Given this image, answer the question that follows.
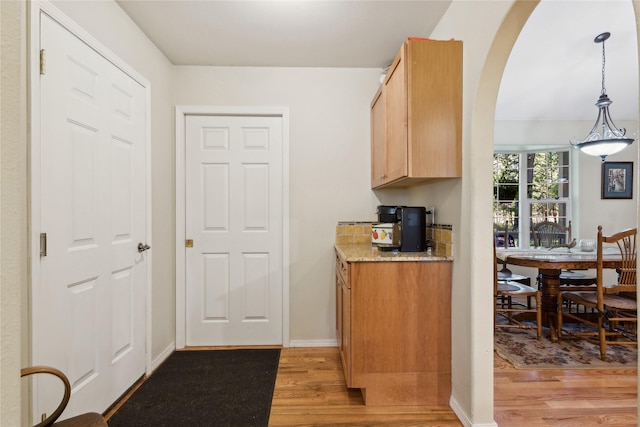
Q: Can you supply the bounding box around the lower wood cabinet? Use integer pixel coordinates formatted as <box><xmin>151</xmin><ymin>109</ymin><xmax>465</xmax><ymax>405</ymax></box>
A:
<box><xmin>335</xmin><ymin>250</ymin><xmax>452</xmax><ymax>406</ymax></box>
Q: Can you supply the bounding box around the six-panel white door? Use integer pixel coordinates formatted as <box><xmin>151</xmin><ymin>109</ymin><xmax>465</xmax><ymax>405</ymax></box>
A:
<box><xmin>33</xmin><ymin>13</ymin><xmax>147</xmax><ymax>420</ymax></box>
<box><xmin>185</xmin><ymin>115</ymin><xmax>283</xmax><ymax>346</ymax></box>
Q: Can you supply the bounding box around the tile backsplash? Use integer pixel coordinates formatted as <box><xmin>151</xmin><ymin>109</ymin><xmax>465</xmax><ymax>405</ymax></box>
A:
<box><xmin>336</xmin><ymin>221</ymin><xmax>454</xmax><ymax>257</ymax></box>
<box><xmin>335</xmin><ymin>222</ymin><xmax>374</xmax><ymax>244</ymax></box>
<box><xmin>426</xmin><ymin>224</ymin><xmax>453</xmax><ymax>257</ymax></box>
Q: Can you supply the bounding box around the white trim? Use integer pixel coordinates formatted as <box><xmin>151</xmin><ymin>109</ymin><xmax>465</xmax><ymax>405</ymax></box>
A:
<box><xmin>288</xmin><ymin>339</ymin><xmax>337</xmax><ymax>348</ymax></box>
<box><xmin>175</xmin><ymin>106</ymin><xmax>291</xmax><ymax>349</ymax></box>
<box><xmin>143</xmin><ymin>85</ymin><xmax>153</xmax><ymax>373</ymax></box>
<box><xmin>29</xmin><ymin>2</ymin><xmax>43</xmax><ymax>375</ymax></box>
<box><xmin>29</xmin><ymin>0</ymin><xmax>153</xmax><ymax>374</ymax></box>
<box><xmin>33</xmin><ymin>1</ymin><xmax>150</xmax><ymax>86</ymax></box>
<box><xmin>449</xmin><ymin>396</ymin><xmax>498</xmax><ymax>427</ymax></box>
<box><xmin>150</xmin><ymin>342</ymin><xmax>175</xmax><ymax>373</ymax></box>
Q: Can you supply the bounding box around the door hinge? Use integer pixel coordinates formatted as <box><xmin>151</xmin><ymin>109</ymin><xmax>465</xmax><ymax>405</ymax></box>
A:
<box><xmin>185</xmin><ymin>239</ymin><xmax>193</xmax><ymax>248</ymax></box>
<box><xmin>40</xmin><ymin>49</ymin><xmax>46</xmax><ymax>75</ymax></box>
<box><xmin>40</xmin><ymin>233</ymin><xmax>47</xmax><ymax>257</ymax></box>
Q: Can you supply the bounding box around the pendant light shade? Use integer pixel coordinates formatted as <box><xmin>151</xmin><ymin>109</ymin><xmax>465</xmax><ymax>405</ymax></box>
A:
<box><xmin>570</xmin><ymin>32</ymin><xmax>634</xmax><ymax>161</ymax></box>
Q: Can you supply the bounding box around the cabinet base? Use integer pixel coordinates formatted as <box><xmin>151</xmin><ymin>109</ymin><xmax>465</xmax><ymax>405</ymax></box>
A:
<box><xmin>355</xmin><ymin>372</ymin><xmax>451</xmax><ymax>406</ymax></box>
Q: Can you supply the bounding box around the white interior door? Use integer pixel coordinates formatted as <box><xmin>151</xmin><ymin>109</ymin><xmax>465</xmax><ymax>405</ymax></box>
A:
<box><xmin>32</xmin><ymin>12</ymin><xmax>148</xmax><ymax>419</ymax></box>
<box><xmin>185</xmin><ymin>115</ymin><xmax>283</xmax><ymax>346</ymax></box>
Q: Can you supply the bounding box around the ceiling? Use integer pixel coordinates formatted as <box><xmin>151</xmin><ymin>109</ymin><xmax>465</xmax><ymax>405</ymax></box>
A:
<box><xmin>116</xmin><ymin>0</ymin><xmax>452</xmax><ymax>68</ymax></box>
<box><xmin>116</xmin><ymin>0</ymin><xmax>638</xmax><ymax>122</ymax></box>
<box><xmin>497</xmin><ymin>0</ymin><xmax>638</xmax><ymax>122</ymax></box>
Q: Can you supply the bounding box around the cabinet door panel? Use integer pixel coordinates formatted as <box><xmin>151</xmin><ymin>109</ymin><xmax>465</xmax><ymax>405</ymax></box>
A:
<box><xmin>336</xmin><ymin>273</ymin><xmax>342</xmax><ymax>348</ymax></box>
<box><xmin>340</xmin><ymin>280</ymin><xmax>351</xmax><ymax>386</ymax></box>
<box><xmin>370</xmin><ymin>88</ymin><xmax>386</xmax><ymax>188</ymax></box>
<box><xmin>384</xmin><ymin>46</ymin><xmax>408</xmax><ymax>183</ymax></box>
<box><xmin>350</xmin><ymin>261</ymin><xmax>451</xmax><ymax>374</ymax></box>
<box><xmin>407</xmin><ymin>41</ymin><xmax>462</xmax><ymax>178</ymax></box>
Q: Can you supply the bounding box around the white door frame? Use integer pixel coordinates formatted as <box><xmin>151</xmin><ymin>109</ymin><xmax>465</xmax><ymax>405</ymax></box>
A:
<box><xmin>29</xmin><ymin>0</ymin><xmax>153</xmax><ymax>373</ymax></box>
<box><xmin>175</xmin><ymin>106</ymin><xmax>290</xmax><ymax>349</ymax></box>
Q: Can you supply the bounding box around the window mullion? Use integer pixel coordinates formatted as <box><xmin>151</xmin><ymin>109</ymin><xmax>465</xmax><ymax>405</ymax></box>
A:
<box><xmin>519</xmin><ymin>153</ymin><xmax>531</xmax><ymax>248</ymax></box>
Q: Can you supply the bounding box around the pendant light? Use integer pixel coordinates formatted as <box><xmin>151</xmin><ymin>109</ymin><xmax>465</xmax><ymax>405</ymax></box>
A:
<box><xmin>570</xmin><ymin>32</ymin><xmax>634</xmax><ymax>162</ymax></box>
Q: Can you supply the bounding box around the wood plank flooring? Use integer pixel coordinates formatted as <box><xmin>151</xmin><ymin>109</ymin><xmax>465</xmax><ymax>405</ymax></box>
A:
<box><xmin>493</xmin><ymin>352</ymin><xmax>637</xmax><ymax>427</ymax></box>
<box><xmin>270</xmin><ymin>347</ymin><xmax>637</xmax><ymax>427</ymax></box>
<box><xmin>269</xmin><ymin>347</ymin><xmax>461</xmax><ymax>426</ymax></box>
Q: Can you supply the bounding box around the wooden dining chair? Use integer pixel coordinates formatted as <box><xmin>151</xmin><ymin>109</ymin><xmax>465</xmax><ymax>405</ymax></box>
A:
<box><xmin>557</xmin><ymin>226</ymin><xmax>637</xmax><ymax>361</ymax></box>
<box><xmin>494</xmin><ymin>244</ymin><xmax>542</xmax><ymax>340</ymax></box>
<box><xmin>531</xmin><ymin>220</ymin><xmax>571</xmax><ymax>248</ymax></box>
<box><xmin>21</xmin><ymin>366</ymin><xmax>107</xmax><ymax>427</ymax></box>
<box><xmin>494</xmin><ymin>221</ymin><xmax>513</xmax><ymax>248</ymax></box>
<box><xmin>494</xmin><ymin>221</ymin><xmax>532</xmax><ymax>287</ymax></box>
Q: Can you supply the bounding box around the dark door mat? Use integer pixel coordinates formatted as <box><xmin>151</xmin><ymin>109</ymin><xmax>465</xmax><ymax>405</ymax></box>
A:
<box><xmin>107</xmin><ymin>348</ymin><xmax>281</xmax><ymax>427</ymax></box>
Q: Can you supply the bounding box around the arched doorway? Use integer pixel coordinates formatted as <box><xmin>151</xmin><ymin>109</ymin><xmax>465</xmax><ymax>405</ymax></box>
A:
<box><xmin>482</xmin><ymin>0</ymin><xmax>640</xmax><ymax>423</ymax></box>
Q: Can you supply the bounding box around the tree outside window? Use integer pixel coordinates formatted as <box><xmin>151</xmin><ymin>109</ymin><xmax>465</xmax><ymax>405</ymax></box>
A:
<box><xmin>494</xmin><ymin>150</ymin><xmax>571</xmax><ymax>248</ymax></box>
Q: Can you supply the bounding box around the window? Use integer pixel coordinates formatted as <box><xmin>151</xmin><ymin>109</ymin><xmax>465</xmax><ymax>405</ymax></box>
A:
<box><xmin>493</xmin><ymin>150</ymin><xmax>571</xmax><ymax>248</ymax></box>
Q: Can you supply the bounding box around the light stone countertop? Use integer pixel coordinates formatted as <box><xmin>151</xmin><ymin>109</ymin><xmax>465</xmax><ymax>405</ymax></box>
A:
<box><xmin>335</xmin><ymin>243</ymin><xmax>453</xmax><ymax>262</ymax></box>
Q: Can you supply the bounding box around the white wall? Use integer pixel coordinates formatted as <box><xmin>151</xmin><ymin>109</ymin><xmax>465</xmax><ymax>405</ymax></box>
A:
<box><xmin>1</xmin><ymin>1</ymin><xmax>27</xmax><ymax>426</ymax></box>
<box><xmin>173</xmin><ymin>66</ymin><xmax>382</xmax><ymax>341</ymax></box>
<box><xmin>411</xmin><ymin>1</ymin><xmax>533</xmax><ymax>424</ymax></box>
<box><xmin>425</xmin><ymin>1</ymin><xmax>639</xmax><ymax>425</ymax></box>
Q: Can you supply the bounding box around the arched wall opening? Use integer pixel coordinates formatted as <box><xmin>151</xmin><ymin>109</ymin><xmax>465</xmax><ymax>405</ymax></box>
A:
<box><xmin>473</xmin><ymin>0</ymin><xmax>640</xmax><ymax>424</ymax></box>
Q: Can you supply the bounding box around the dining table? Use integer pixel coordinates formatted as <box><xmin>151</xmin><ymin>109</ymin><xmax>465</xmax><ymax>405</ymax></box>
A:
<box><xmin>495</xmin><ymin>247</ymin><xmax>623</xmax><ymax>342</ymax></box>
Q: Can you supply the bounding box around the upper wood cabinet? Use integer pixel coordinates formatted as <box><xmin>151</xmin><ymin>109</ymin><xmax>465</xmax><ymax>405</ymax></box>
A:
<box><xmin>371</xmin><ymin>39</ymin><xmax>462</xmax><ymax>189</ymax></box>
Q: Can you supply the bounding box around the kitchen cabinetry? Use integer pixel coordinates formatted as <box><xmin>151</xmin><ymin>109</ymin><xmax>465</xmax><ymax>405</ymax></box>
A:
<box><xmin>371</xmin><ymin>39</ymin><xmax>462</xmax><ymax>189</ymax></box>
<box><xmin>335</xmin><ymin>248</ymin><xmax>452</xmax><ymax>406</ymax></box>
<box><xmin>335</xmin><ymin>251</ymin><xmax>351</xmax><ymax>385</ymax></box>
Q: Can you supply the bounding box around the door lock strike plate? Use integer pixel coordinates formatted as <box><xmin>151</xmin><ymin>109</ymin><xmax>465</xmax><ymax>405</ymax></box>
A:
<box><xmin>40</xmin><ymin>233</ymin><xmax>47</xmax><ymax>257</ymax></box>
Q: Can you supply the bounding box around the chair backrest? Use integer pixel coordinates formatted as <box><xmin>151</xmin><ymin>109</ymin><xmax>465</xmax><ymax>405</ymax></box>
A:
<box><xmin>597</xmin><ymin>226</ymin><xmax>637</xmax><ymax>297</ymax></box>
<box><xmin>493</xmin><ymin>243</ymin><xmax>498</xmax><ymax>292</ymax></box>
<box><xmin>531</xmin><ymin>220</ymin><xmax>571</xmax><ymax>248</ymax></box>
<box><xmin>21</xmin><ymin>366</ymin><xmax>70</xmax><ymax>427</ymax></box>
<box><xmin>494</xmin><ymin>220</ymin><xmax>515</xmax><ymax>248</ymax></box>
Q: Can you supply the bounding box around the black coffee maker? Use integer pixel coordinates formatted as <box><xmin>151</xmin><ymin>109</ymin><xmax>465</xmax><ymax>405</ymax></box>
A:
<box><xmin>376</xmin><ymin>205</ymin><xmax>426</xmax><ymax>252</ymax></box>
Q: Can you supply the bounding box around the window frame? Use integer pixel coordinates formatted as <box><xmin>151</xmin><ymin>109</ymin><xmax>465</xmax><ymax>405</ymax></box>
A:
<box><xmin>494</xmin><ymin>148</ymin><xmax>573</xmax><ymax>249</ymax></box>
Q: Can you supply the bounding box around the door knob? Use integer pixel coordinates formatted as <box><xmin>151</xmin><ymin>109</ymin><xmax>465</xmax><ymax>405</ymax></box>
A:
<box><xmin>138</xmin><ymin>243</ymin><xmax>151</xmax><ymax>253</ymax></box>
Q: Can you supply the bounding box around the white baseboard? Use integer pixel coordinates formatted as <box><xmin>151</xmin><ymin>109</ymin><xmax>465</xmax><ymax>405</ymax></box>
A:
<box><xmin>449</xmin><ymin>396</ymin><xmax>497</xmax><ymax>427</ymax></box>
<box><xmin>150</xmin><ymin>341</ymin><xmax>175</xmax><ymax>373</ymax></box>
<box><xmin>288</xmin><ymin>339</ymin><xmax>338</xmax><ymax>348</ymax></box>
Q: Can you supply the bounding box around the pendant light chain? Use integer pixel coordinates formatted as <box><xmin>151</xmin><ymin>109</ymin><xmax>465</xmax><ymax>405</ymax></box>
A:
<box><xmin>601</xmin><ymin>39</ymin><xmax>607</xmax><ymax>96</ymax></box>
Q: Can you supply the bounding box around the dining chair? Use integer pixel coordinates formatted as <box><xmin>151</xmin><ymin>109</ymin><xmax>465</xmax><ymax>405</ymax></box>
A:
<box><xmin>557</xmin><ymin>226</ymin><xmax>637</xmax><ymax>361</ymax></box>
<box><xmin>494</xmin><ymin>221</ymin><xmax>532</xmax><ymax>287</ymax></box>
<box><xmin>494</xmin><ymin>221</ymin><xmax>514</xmax><ymax>248</ymax></box>
<box><xmin>531</xmin><ymin>220</ymin><xmax>597</xmax><ymax>289</ymax></box>
<box><xmin>21</xmin><ymin>366</ymin><xmax>108</xmax><ymax>427</ymax></box>
<box><xmin>531</xmin><ymin>220</ymin><xmax>571</xmax><ymax>248</ymax></box>
<box><xmin>494</xmin><ymin>244</ymin><xmax>542</xmax><ymax>340</ymax></box>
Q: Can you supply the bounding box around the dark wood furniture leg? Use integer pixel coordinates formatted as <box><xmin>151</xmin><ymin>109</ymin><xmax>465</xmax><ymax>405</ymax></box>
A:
<box><xmin>538</xmin><ymin>268</ymin><xmax>562</xmax><ymax>342</ymax></box>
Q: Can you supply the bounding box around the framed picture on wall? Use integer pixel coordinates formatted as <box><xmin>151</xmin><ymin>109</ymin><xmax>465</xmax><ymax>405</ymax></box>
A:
<box><xmin>602</xmin><ymin>161</ymin><xmax>633</xmax><ymax>199</ymax></box>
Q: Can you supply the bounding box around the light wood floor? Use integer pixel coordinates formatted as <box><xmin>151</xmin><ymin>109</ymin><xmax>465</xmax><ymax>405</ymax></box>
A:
<box><xmin>269</xmin><ymin>347</ymin><xmax>637</xmax><ymax>427</ymax></box>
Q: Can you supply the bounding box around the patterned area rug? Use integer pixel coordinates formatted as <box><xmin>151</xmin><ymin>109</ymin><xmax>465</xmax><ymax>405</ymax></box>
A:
<box><xmin>495</xmin><ymin>326</ymin><xmax>637</xmax><ymax>369</ymax></box>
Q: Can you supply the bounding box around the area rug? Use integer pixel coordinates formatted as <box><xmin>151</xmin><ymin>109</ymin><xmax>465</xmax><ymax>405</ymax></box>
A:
<box><xmin>495</xmin><ymin>327</ymin><xmax>637</xmax><ymax>369</ymax></box>
<box><xmin>107</xmin><ymin>348</ymin><xmax>281</xmax><ymax>427</ymax></box>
